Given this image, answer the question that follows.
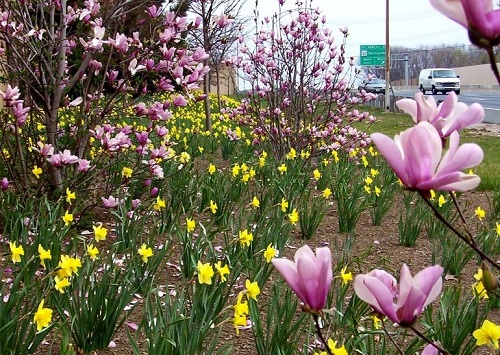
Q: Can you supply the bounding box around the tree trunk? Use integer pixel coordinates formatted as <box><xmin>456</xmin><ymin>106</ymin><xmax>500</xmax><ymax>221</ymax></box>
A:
<box><xmin>215</xmin><ymin>66</ymin><xmax>221</xmax><ymax>111</ymax></box>
<box><xmin>203</xmin><ymin>60</ymin><xmax>212</xmax><ymax>132</ymax></box>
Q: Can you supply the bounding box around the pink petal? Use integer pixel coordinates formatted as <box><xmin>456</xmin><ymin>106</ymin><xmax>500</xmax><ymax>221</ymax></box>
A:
<box><xmin>362</xmin><ymin>277</ymin><xmax>399</xmax><ymax>323</ymax></box>
<box><xmin>441</xmin><ymin>103</ymin><xmax>484</xmax><ymax>136</ymax></box>
<box><xmin>413</xmin><ymin>265</ymin><xmax>444</xmax><ymax>308</ymax></box>
<box><xmin>397</xmin><ymin>286</ymin><xmax>426</xmax><ymax>326</ymax></box>
<box><xmin>430</xmin><ymin>0</ymin><xmax>468</xmax><ymax>27</ymax></box>
<box><xmin>396</xmin><ymin>98</ymin><xmax>418</xmax><ymax>123</ymax></box>
<box><xmin>271</xmin><ymin>258</ymin><xmax>306</xmax><ymax>304</ymax></box>
<box><xmin>371</xmin><ymin>133</ymin><xmax>407</xmax><ymax>183</ymax></box>
<box><xmin>434</xmin><ymin>91</ymin><xmax>458</xmax><ymax>122</ymax></box>
<box><xmin>354</xmin><ymin>275</ymin><xmax>398</xmax><ymax>323</ymax></box>
<box><xmin>296</xmin><ymin>254</ymin><xmax>322</xmax><ymax>309</ymax></box>
<box><xmin>414</xmin><ymin>93</ymin><xmax>438</xmax><ymax>122</ymax></box>
<box><xmin>315</xmin><ymin>247</ymin><xmax>332</xmax><ymax>309</ymax></box>
<box><xmin>396</xmin><ymin>264</ymin><xmax>413</xmax><ymax>307</ymax></box>
<box><xmin>436</xmin><ymin>132</ymin><xmax>483</xmax><ymax>176</ymax></box>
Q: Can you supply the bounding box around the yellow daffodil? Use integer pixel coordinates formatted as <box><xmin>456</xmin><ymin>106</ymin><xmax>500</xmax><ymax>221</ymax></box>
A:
<box><xmin>32</xmin><ymin>165</ymin><xmax>42</xmax><ymax>179</ymax></box>
<box><xmin>245</xmin><ymin>279</ymin><xmax>260</xmax><ymax>301</ymax></box>
<box><xmin>138</xmin><ymin>244</ymin><xmax>153</xmax><ymax>263</ymax></box>
<box><xmin>370</xmin><ymin>168</ymin><xmax>379</xmax><ymax>177</ymax></box>
<box><xmin>496</xmin><ymin>222</ymin><xmax>500</xmax><ymax>237</ymax></box>
<box><xmin>209</xmin><ymin>200</ymin><xmax>217</xmax><ymax>214</ymax></box>
<box><xmin>186</xmin><ymin>218</ymin><xmax>196</xmax><ymax>233</ymax></box>
<box><xmin>121</xmin><ymin>166</ymin><xmax>133</xmax><ymax>178</ymax></box>
<box><xmin>153</xmin><ymin>196</ymin><xmax>166</xmax><ymax>211</ymax></box>
<box><xmin>197</xmin><ymin>260</ymin><xmax>214</xmax><ymax>285</ymax></box>
<box><xmin>57</xmin><ymin>255</ymin><xmax>82</xmax><ymax>278</ymax></box>
<box><xmin>313</xmin><ymin>169</ymin><xmax>321</xmax><ymax>181</ymax></box>
<box><xmin>365</xmin><ymin>176</ymin><xmax>373</xmax><ymax>185</ymax></box>
<box><xmin>87</xmin><ymin>244</ymin><xmax>99</xmax><ymax>261</ymax></box>
<box><xmin>38</xmin><ymin>244</ymin><xmax>52</xmax><ymax>268</ymax></box>
<box><xmin>286</xmin><ymin>148</ymin><xmax>296</xmax><ymax>160</ymax></box>
<box><xmin>327</xmin><ymin>339</ymin><xmax>348</xmax><ymax>355</ymax></box>
<box><xmin>250</xmin><ymin>196</ymin><xmax>260</xmax><ymax>209</ymax></box>
<box><xmin>473</xmin><ymin>320</ymin><xmax>500</xmax><ymax>350</ymax></box>
<box><xmin>288</xmin><ymin>208</ymin><xmax>299</xmax><ymax>225</ymax></box>
<box><xmin>475</xmin><ymin>206</ymin><xmax>486</xmax><ymax>221</ymax></box>
<box><xmin>54</xmin><ymin>275</ymin><xmax>71</xmax><ymax>293</ymax></box>
<box><xmin>280</xmin><ymin>198</ymin><xmax>289</xmax><ymax>212</ymax></box>
<box><xmin>374</xmin><ymin>186</ymin><xmax>381</xmax><ymax>197</ymax></box>
<box><xmin>208</xmin><ymin>163</ymin><xmax>216</xmax><ymax>174</ymax></box>
<box><xmin>323</xmin><ymin>188</ymin><xmax>332</xmax><ymax>199</ymax></box>
<box><xmin>278</xmin><ymin>164</ymin><xmax>287</xmax><ymax>174</ymax></box>
<box><xmin>438</xmin><ymin>195</ymin><xmax>446</xmax><ymax>207</ymax></box>
<box><xmin>33</xmin><ymin>300</ymin><xmax>53</xmax><ymax>331</ymax></box>
<box><xmin>232</xmin><ymin>164</ymin><xmax>240</xmax><ymax>177</ymax></box>
<box><xmin>93</xmin><ymin>223</ymin><xmax>108</xmax><ymax>242</ymax></box>
<box><xmin>263</xmin><ymin>244</ymin><xmax>277</xmax><ymax>263</ymax></box>
<box><xmin>9</xmin><ymin>241</ymin><xmax>24</xmax><ymax>263</ymax></box>
<box><xmin>66</xmin><ymin>188</ymin><xmax>76</xmax><ymax>204</ymax></box>
<box><xmin>361</xmin><ymin>155</ymin><xmax>368</xmax><ymax>167</ymax></box>
<box><xmin>215</xmin><ymin>261</ymin><xmax>230</xmax><ymax>282</ymax></box>
<box><xmin>332</xmin><ymin>150</ymin><xmax>339</xmax><ymax>163</ymax></box>
<box><xmin>62</xmin><ymin>210</ymin><xmax>73</xmax><ymax>226</ymax></box>
<box><xmin>239</xmin><ymin>229</ymin><xmax>253</xmax><ymax>247</ymax></box>
<box><xmin>340</xmin><ymin>266</ymin><xmax>353</xmax><ymax>285</ymax></box>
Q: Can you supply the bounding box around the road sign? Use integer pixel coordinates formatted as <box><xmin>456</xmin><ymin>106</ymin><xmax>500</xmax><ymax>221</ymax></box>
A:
<box><xmin>359</xmin><ymin>45</ymin><xmax>386</xmax><ymax>66</ymax></box>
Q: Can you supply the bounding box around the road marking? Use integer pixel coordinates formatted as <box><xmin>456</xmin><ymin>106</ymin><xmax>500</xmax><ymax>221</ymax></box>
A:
<box><xmin>484</xmin><ymin>107</ymin><xmax>500</xmax><ymax>111</ymax></box>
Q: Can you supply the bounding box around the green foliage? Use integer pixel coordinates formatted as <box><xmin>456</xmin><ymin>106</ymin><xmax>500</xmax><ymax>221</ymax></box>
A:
<box><xmin>398</xmin><ymin>191</ymin><xmax>427</xmax><ymax>247</ymax></box>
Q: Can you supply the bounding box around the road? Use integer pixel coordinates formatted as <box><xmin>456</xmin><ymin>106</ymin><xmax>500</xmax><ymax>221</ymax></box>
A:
<box><xmin>394</xmin><ymin>90</ymin><xmax>500</xmax><ymax>124</ymax></box>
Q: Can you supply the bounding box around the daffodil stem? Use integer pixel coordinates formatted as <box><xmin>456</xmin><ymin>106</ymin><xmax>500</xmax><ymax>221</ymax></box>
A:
<box><xmin>419</xmin><ymin>191</ymin><xmax>500</xmax><ymax>271</ymax></box>
<box><xmin>486</xmin><ymin>46</ymin><xmax>500</xmax><ymax>86</ymax></box>
<box><xmin>410</xmin><ymin>325</ymin><xmax>449</xmax><ymax>354</ymax></box>
<box><xmin>313</xmin><ymin>315</ymin><xmax>334</xmax><ymax>355</ymax></box>
<box><xmin>381</xmin><ymin>319</ymin><xmax>405</xmax><ymax>355</ymax></box>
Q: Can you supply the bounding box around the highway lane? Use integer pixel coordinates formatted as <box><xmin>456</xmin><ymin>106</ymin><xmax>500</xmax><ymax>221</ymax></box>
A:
<box><xmin>393</xmin><ymin>90</ymin><xmax>500</xmax><ymax>124</ymax></box>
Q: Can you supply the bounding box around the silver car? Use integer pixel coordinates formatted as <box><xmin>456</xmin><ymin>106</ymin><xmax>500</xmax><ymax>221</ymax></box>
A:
<box><xmin>358</xmin><ymin>79</ymin><xmax>386</xmax><ymax>94</ymax></box>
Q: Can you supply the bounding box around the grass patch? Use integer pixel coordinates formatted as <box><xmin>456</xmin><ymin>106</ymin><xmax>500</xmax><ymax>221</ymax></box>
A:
<box><xmin>362</xmin><ymin>107</ymin><xmax>499</xmax><ymax>192</ymax></box>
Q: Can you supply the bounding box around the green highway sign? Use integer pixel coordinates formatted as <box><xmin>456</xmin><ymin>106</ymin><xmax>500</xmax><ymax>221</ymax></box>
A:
<box><xmin>359</xmin><ymin>45</ymin><xmax>386</xmax><ymax>66</ymax></box>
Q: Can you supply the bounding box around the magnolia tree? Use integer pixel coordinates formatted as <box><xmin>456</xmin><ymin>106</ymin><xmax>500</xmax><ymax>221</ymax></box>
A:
<box><xmin>225</xmin><ymin>0</ymin><xmax>376</xmax><ymax>159</ymax></box>
<box><xmin>0</xmin><ymin>0</ymin><xmax>209</xmax><ymax>195</ymax></box>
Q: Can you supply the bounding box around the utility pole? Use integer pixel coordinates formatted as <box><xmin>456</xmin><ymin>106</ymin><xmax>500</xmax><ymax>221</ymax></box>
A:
<box><xmin>385</xmin><ymin>0</ymin><xmax>390</xmax><ymax>110</ymax></box>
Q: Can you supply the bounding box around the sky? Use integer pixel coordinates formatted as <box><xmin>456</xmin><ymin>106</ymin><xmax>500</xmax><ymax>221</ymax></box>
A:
<box><xmin>243</xmin><ymin>0</ymin><xmax>473</xmax><ymax>59</ymax></box>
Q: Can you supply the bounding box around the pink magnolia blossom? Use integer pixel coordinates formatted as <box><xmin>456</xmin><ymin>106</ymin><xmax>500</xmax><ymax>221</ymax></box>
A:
<box><xmin>77</xmin><ymin>159</ymin><xmax>91</xmax><ymax>172</ymax></box>
<box><xmin>47</xmin><ymin>150</ymin><xmax>78</xmax><ymax>167</ymax></box>
<box><xmin>422</xmin><ymin>344</ymin><xmax>439</xmax><ymax>355</ymax></box>
<box><xmin>102</xmin><ymin>195</ymin><xmax>122</xmax><ymax>208</ymax></box>
<box><xmin>271</xmin><ymin>245</ymin><xmax>332</xmax><ymax>311</ymax></box>
<box><xmin>371</xmin><ymin>122</ymin><xmax>483</xmax><ymax>192</ymax></box>
<box><xmin>354</xmin><ymin>264</ymin><xmax>443</xmax><ymax>326</ymax></box>
<box><xmin>396</xmin><ymin>92</ymin><xmax>483</xmax><ymax>138</ymax></box>
<box><xmin>1</xmin><ymin>177</ymin><xmax>8</xmax><ymax>191</ymax></box>
<box><xmin>430</xmin><ymin>0</ymin><xmax>500</xmax><ymax>46</ymax></box>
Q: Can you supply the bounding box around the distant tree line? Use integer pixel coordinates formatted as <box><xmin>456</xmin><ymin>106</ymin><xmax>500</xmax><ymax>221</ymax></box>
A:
<box><xmin>389</xmin><ymin>44</ymin><xmax>500</xmax><ymax>81</ymax></box>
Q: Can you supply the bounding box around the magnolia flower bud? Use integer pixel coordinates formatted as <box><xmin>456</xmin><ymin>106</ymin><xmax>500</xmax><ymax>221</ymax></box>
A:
<box><xmin>481</xmin><ymin>261</ymin><xmax>499</xmax><ymax>293</ymax></box>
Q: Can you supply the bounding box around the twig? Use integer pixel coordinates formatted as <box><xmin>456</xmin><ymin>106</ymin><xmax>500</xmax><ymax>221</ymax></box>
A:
<box><xmin>418</xmin><ymin>191</ymin><xmax>500</xmax><ymax>271</ymax></box>
<box><xmin>381</xmin><ymin>318</ymin><xmax>404</xmax><ymax>355</ymax></box>
<box><xmin>410</xmin><ymin>325</ymin><xmax>449</xmax><ymax>355</ymax></box>
<box><xmin>313</xmin><ymin>315</ymin><xmax>334</xmax><ymax>355</ymax></box>
<box><xmin>486</xmin><ymin>46</ymin><xmax>500</xmax><ymax>86</ymax></box>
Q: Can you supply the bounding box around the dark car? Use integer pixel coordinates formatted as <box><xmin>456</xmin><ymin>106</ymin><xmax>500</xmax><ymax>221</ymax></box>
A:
<box><xmin>358</xmin><ymin>79</ymin><xmax>386</xmax><ymax>94</ymax></box>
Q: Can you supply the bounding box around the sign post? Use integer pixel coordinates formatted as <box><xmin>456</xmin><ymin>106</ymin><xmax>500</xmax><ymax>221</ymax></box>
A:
<box><xmin>359</xmin><ymin>45</ymin><xmax>386</xmax><ymax>66</ymax></box>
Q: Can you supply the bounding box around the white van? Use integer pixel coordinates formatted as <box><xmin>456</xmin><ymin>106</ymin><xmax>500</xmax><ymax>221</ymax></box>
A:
<box><xmin>418</xmin><ymin>68</ymin><xmax>460</xmax><ymax>95</ymax></box>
